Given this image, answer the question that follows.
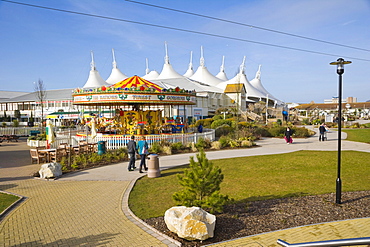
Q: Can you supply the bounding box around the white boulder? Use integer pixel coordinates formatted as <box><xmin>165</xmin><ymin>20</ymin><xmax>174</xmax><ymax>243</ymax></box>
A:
<box><xmin>164</xmin><ymin>206</ymin><xmax>216</xmax><ymax>241</ymax></box>
<box><xmin>39</xmin><ymin>163</ymin><xmax>62</xmax><ymax>179</ymax></box>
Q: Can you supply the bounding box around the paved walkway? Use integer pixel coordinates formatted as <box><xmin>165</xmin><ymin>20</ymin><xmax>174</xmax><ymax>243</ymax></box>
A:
<box><xmin>0</xmin><ymin>127</ymin><xmax>369</xmax><ymax>246</ymax></box>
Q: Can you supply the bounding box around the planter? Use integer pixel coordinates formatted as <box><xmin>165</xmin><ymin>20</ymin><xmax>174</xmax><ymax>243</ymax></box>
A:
<box><xmin>27</xmin><ymin>139</ymin><xmax>47</xmax><ymax>147</ymax></box>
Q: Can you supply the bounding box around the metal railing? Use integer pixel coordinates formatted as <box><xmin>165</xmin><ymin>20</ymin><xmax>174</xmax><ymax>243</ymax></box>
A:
<box><xmin>277</xmin><ymin>237</ymin><xmax>370</xmax><ymax>247</ymax></box>
<box><xmin>52</xmin><ymin>129</ymin><xmax>215</xmax><ymax>150</ymax></box>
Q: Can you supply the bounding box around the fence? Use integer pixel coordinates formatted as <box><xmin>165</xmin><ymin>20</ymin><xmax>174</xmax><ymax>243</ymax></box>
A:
<box><xmin>53</xmin><ymin>129</ymin><xmax>215</xmax><ymax>150</ymax></box>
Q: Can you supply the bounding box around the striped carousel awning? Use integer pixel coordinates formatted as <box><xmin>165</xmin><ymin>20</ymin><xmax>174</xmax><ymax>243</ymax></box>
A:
<box><xmin>112</xmin><ymin>75</ymin><xmax>162</xmax><ymax>92</ymax></box>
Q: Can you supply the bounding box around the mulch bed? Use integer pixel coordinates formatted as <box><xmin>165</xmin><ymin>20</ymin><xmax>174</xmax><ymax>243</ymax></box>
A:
<box><xmin>144</xmin><ymin>191</ymin><xmax>370</xmax><ymax>246</ymax></box>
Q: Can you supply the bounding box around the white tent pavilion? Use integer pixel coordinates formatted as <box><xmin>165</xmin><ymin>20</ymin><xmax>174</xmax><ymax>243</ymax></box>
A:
<box><xmin>106</xmin><ymin>49</ymin><xmax>128</xmax><ymax>85</ymax></box>
<box><xmin>83</xmin><ymin>51</ymin><xmax>109</xmax><ymax>88</ymax></box>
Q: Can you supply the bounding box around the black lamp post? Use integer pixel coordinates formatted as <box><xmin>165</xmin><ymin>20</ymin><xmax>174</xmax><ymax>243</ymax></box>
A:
<box><xmin>330</xmin><ymin>58</ymin><xmax>351</xmax><ymax>204</ymax></box>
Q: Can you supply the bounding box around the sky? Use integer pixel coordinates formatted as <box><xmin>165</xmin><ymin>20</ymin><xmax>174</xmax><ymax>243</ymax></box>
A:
<box><xmin>0</xmin><ymin>0</ymin><xmax>369</xmax><ymax>103</ymax></box>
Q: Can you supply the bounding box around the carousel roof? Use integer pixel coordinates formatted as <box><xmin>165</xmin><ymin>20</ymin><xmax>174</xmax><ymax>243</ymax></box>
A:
<box><xmin>112</xmin><ymin>75</ymin><xmax>163</xmax><ymax>91</ymax></box>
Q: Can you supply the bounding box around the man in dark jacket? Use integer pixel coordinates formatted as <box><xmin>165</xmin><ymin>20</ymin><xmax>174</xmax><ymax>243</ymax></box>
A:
<box><xmin>319</xmin><ymin>123</ymin><xmax>326</xmax><ymax>141</ymax></box>
<box><xmin>127</xmin><ymin>135</ymin><xmax>137</xmax><ymax>171</ymax></box>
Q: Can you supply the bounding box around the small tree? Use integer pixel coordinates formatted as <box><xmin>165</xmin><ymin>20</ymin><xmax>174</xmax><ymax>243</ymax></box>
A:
<box><xmin>173</xmin><ymin>150</ymin><xmax>229</xmax><ymax>213</ymax></box>
<box><xmin>34</xmin><ymin>79</ymin><xmax>47</xmax><ymax>127</ymax></box>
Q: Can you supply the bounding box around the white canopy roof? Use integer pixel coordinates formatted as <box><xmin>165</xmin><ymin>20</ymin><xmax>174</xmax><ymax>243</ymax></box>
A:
<box><xmin>190</xmin><ymin>47</ymin><xmax>223</xmax><ymax>87</ymax></box>
<box><xmin>143</xmin><ymin>70</ymin><xmax>160</xmax><ymax>80</ymax></box>
<box><xmin>183</xmin><ymin>51</ymin><xmax>194</xmax><ymax>77</ymax></box>
<box><xmin>250</xmin><ymin>65</ymin><xmax>278</xmax><ymax>101</ymax></box>
<box><xmin>157</xmin><ymin>42</ymin><xmax>184</xmax><ymax>79</ymax></box>
<box><xmin>106</xmin><ymin>49</ymin><xmax>128</xmax><ymax>85</ymax></box>
<box><xmin>83</xmin><ymin>51</ymin><xmax>109</xmax><ymax>88</ymax></box>
<box><xmin>217</xmin><ymin>57</ymin><xmax>266</xmax><ymax>100</ymax></box>
<box><xmin>215</xmin><ymin>56</ymin><xmax>228</xmax><ymax>81</ymax></box>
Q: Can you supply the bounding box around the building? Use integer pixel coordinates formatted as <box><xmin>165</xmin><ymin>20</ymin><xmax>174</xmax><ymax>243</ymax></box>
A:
<box><xmin>0</xmin><ymin>44</ymin><xmax>282</xmax><ymax>126</ymax></box>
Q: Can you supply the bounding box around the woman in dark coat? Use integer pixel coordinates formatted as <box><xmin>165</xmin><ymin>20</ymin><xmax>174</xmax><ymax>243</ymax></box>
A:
<box><xmin>284</xmin><ymin>127</ymin><xmax>293</xmax><ymax>144</ymax></box>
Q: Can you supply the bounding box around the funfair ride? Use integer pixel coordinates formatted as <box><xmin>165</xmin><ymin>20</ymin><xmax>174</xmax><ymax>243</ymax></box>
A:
<box><xmin>72</xmin><ymin>75</ymin><xmax>196</xmax><ymax>137</ymax></box>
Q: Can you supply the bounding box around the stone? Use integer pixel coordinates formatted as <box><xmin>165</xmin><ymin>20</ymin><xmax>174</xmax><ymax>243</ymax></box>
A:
<box><xmin>39</xmin><ymin>163</ymin><xmax>62</xmax><ymax>179</ymax></box>
<box><xmin>164</xmin><ymin>206</ymin><xmax>216</xmax><ymax>241</ymax></box>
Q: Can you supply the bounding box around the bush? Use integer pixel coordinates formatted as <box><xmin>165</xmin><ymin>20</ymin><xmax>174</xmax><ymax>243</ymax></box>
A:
<box><xmin>195</xmin><ymin>137</ymin><xmax>211</xmax><ymax>150</ymax></box>
<box><xmin>215</xmin><ymin>124</ymin><xmax>233</xmax><ymax>138</ymax></box>
<box><xmin>12</xmin><ymin>119</ymin><xmax>19</xmax><ymax>127</ymax></box>
<box><xmin>211</xmin><ymin>141</ymin><xmax>222</xmax><ymax>150</ymax></box>
<box><xmin>171</xmin><ymin>142</ymin><xmax>184</xmax><ymax>151</ymax></box>
<box><xmin>211</xmin><ymin>119</ymin><xmax>233</xmax><ymax>129</ymax></box>
<box><xmin>149</xmin><ymin>142</ymin><xmax>162</xmax><ymax>154</ymax></box>
<box><xmin>218</xmin><ymin>136</ymin><xmax>230</xmax><ymax>148</ymax></box>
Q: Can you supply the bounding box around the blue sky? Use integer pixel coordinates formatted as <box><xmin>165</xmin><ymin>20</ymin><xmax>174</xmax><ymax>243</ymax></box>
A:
<box><xmin>0</xmin><ymin>0</ymin><xmax>369</xmax><ymax>103</ymax></box>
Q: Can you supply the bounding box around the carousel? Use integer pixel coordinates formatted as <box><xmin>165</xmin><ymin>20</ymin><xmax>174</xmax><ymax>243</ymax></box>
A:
<box><xmin>72</xmin><ymin>75</ymin><xmax>197</xmax><ymax>136</ymax></box>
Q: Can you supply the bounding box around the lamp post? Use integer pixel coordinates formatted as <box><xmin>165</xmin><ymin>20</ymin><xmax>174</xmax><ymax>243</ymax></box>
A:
<box><xmin>330</xmin><ymin>58</ymin><xmax>351</xmax><ymax>204</ymax></box>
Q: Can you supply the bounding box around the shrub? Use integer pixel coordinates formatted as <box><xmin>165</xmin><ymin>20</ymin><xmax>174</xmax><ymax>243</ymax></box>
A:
<box><xmin>172</xmin><ymin>150</ymin><xmax>229</xmax><ymax>213</ymax></box>
<box><xmin>211</xmin><ymin>119</ymin><xmax>232</xmax><ymax>129</ymax></box>
<box><xmin>241</xmin><ymin>140</ymin><xmax>254</xmax><ymax>147</ymax></box>
<box><xmin>268</xmin><ymin>126</ymin><xmax>286</xmax><ymax>137</ymax></box>
<box><xmin>171</xmin><ymin>142</ymin><xmax>184</xmax><ymax>151</ymax></box>
<box><xmin>162</xmin><ymin>146</ymin><xmax>172</xmax><ymax>155</ymax></box>
<box><xmin>149</xmin><ymin>142</ymin><xmax>162</xmax><ymax>154</ymax></box>
<box><xmin>195</xmin><ymin>137</ymin><xmax>211</xmax><ymax>150</ymax></box>
<box><xmin>218</xmin><ymin>136</ymin><xmax>230</xmax><ymax>148</ymax></box>
<box><xmin>211</xmin><ymin>141</ymin><xmax>222</xmax><ymax>150</ymax></box>
<box><xmin>215</xmin><ymin>124</ymin><xmax>233</xmax><ymax>138</ymax></box>
<box><xmin>12</xmin><ymin>120</ymin><xmax>19</xmax><ymax>127</ymax></box>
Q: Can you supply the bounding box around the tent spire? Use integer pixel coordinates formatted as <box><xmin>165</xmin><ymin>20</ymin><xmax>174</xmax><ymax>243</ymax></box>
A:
<box><xmin>90</xmin><ymin>50</ymin><xmax>96</xmax><ymax>71</ymax></box>
<box><xmin>164</xmin><ymin>41</ymin><xmax>170</xmax><ymax>64</ymax></box>
<box><xmin>111</xmin><ymin>48</ymin><xmax>118</xmax><ymax>69</ymax></box>
<box><xmin>239</xmin><ymin>56</ymin><xmax>246</xmax><ymax>74</ymax></box>
<box><xmin>188</xmin><ymin>51</ymin><xmax>193</xmax><ymax>70</ymax></box>
<box><xmin>220</xmin><ymin>56</ymin><xmax>225</xmax><ymax>72</ymax></box>
<box><xmin>256</xmin><ymin>65</ymin><xmax>262</xmax><ymax>80</ymax></box>
<box><xmin>200</xmin><ymin>46</ymin><xmax>205</xmax><ymax>67</ymax></box>
<box><xmin>145</xmin><ymin>58</ymin><xmax>150</xmax><ymax>75</ymax></box>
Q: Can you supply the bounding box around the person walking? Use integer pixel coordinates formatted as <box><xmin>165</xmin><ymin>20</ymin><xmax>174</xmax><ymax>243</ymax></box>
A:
<box><xmin>319</xmin><ymin>123</ymin><xmax>327</xmax><ymax>141</ymax></box>
<box><xmin>136</xmin><ymin>136</ymin><xmax>149</xmax><ymax>173</ymax></box>
<box><xmin>127</xmin><ymin>135</ymin><xmax>137</xmax><ymax>171</ymax></box>
<box><xmin>284</xmin><ymin>127</ymin><xmax>293</xmax><ymax>144</ymax></box>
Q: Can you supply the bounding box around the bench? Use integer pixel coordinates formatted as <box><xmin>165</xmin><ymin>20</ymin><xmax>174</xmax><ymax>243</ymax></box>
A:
<box><xmin>2</xmin><ymin>135</ymin><xmax>19</xmax><ymax>142</ymax></box>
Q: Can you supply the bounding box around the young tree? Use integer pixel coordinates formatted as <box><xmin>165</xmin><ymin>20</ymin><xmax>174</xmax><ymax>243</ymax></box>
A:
<box><xmin>173</xmin><ymin>150</ymin><xmax>229</xmax><ymax>213</ymax></box>
<box><xmin>34</xmin><ymin>79</ymin><xmax>47</xmax><ymax>127</ymax></box>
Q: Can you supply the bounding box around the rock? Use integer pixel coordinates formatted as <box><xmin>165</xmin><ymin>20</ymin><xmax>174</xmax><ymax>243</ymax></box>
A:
<box><xmin>164</xmin><ymin>206</ymin><xmax>216</xmax><ymax>241</ymax></box>
<box><xmin>39</xmin><ymin>163</ymin><xmax>62</xmax><ymax>179</ymax></box>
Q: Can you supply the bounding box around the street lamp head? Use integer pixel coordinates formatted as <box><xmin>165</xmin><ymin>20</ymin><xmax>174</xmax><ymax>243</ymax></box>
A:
<box><xmin>330</xmin><ymin>58</ymin><xmax>352</xmax><ymax>75</ymax></box>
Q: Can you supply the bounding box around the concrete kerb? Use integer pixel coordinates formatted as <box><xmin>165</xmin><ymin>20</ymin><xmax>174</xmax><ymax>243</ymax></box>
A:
<box><xmin>122</xmin><ymin>174</ymin><xmax>182</xmax><ymax>247</ymax></box>
<box><xmin>0</xmin><ymin>190</ymin><xmax>26</xmax><ymax>223</ymax></box>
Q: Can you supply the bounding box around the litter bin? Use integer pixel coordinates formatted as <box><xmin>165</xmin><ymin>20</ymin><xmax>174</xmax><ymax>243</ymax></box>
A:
<box><xmin>147</xmin><ymin>154</ymin><xmax>160</xmax><ymax>178</ymax></box>
<box><xmin>97</xmin><ymin>141</ymin><xmax>106</xmax><ymax>155</ymax></box>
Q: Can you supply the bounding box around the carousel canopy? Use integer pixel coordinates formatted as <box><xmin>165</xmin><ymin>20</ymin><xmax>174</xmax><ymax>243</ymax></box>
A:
<box><xmin>112</xmin><ymin>75</ymin><xmax>163</xmax><ymax>91</ymax></box>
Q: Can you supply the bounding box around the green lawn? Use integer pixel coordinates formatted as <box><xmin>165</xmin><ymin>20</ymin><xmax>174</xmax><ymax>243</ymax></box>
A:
<box><xmin>129</xmin><ymin>150</ymin><xmax>370</xmax><ymax>219</ymax></box>
<box><xmin>0</xmin><ymin>192</ymin><xmax>20</xmax><ymax>213</ymax></box>
<box><xmin>343</xmin><ymin>128</ymin><xmax>370</xmax><ymax>143</ymax></box>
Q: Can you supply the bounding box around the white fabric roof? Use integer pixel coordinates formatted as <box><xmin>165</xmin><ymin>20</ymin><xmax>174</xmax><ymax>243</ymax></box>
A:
<box><xmin>106</xmin><ymin>67</ymin><xmax>128</xmax><ymax>85</ymax></box>
<box><xmin>152</xmin><ymin>77</ymin><xmax>223</xmax><ymax>94</ymax></box>
<box><xmin>217</xmin><ymin>58</ymin><xmax>266</xmax><ymax>100</ymax></box>
<box><xmin>190</xmin><ymin>47</ymin><xmax>223</xmax><ymax>87</ymax></box>
<box><xmin>142</xmin><ymin>70</ymin><xmax>160</xmax><ymax>80</ymax></box>
<box><xmin>106</xmin><ymin>49</ymin><xmax>128</xmax><ymax>85</ymax></box>
<box><xmin>157</xmin><ymin>63</ymin><xmax>184</xmax><ymax>79</ymax></box>
<box><xmin>83</xmin><ymin>52</ymin><xmax>109</xmax><ymax>88</ymax></box>
<box><xmin>250</xmin><ymin>65</ymin><xmax>279</xmax><ymax>101</ymax></box>
<box><xmin>215</xmin><ymin>56</ymin><xmax>228</xmax><ymax>81</ymax></box>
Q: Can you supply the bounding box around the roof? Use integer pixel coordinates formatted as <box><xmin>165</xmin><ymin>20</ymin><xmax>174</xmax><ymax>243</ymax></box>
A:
<box><xmin>106</xmin><ymin>67</ymin><xmax>128</xmax><ymax>85</ymax></box>
<box><xmin>294</xmin><ymin>102</ymin><xmax>370</xmax><ymax>110</ymax></box>
<box><xmin>112</xmin><ymin>75</ymin><xmax>163</xmax><ymax>91</ymax></box>
<box><xmin>1</xmin><ymin>88</ymin><xmax>74</xmax><ymax>102</ymax></box>
<box><xmin>0</xmin><ymin>91</ymin><xmax>28</xmax><ymax>100</ymax></box>
<box><xmin>83</xmin><ymin>51</ymin><xmax>109</xmax><ymax>88</ymax></box>
<box><xmin>224</xmin><ymin>83</ymin><xmax>246</xmax><ymax>93</ymax></box>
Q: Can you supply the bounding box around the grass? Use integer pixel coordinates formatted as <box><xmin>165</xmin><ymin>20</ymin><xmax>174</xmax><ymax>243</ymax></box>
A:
<box><xmin>343</xmin><ymin>128</ymin><xmax>370</xmax><ymax>144</ymax></box>
<box><xmin>0</xmin><ymin>192</ymin><xmax>20</xmax><ymax>214</ymax></box>
<box><xmin>129</xmin><ymin>150</ymin><xmax>370</xmax><ymax>219</ymax></box>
